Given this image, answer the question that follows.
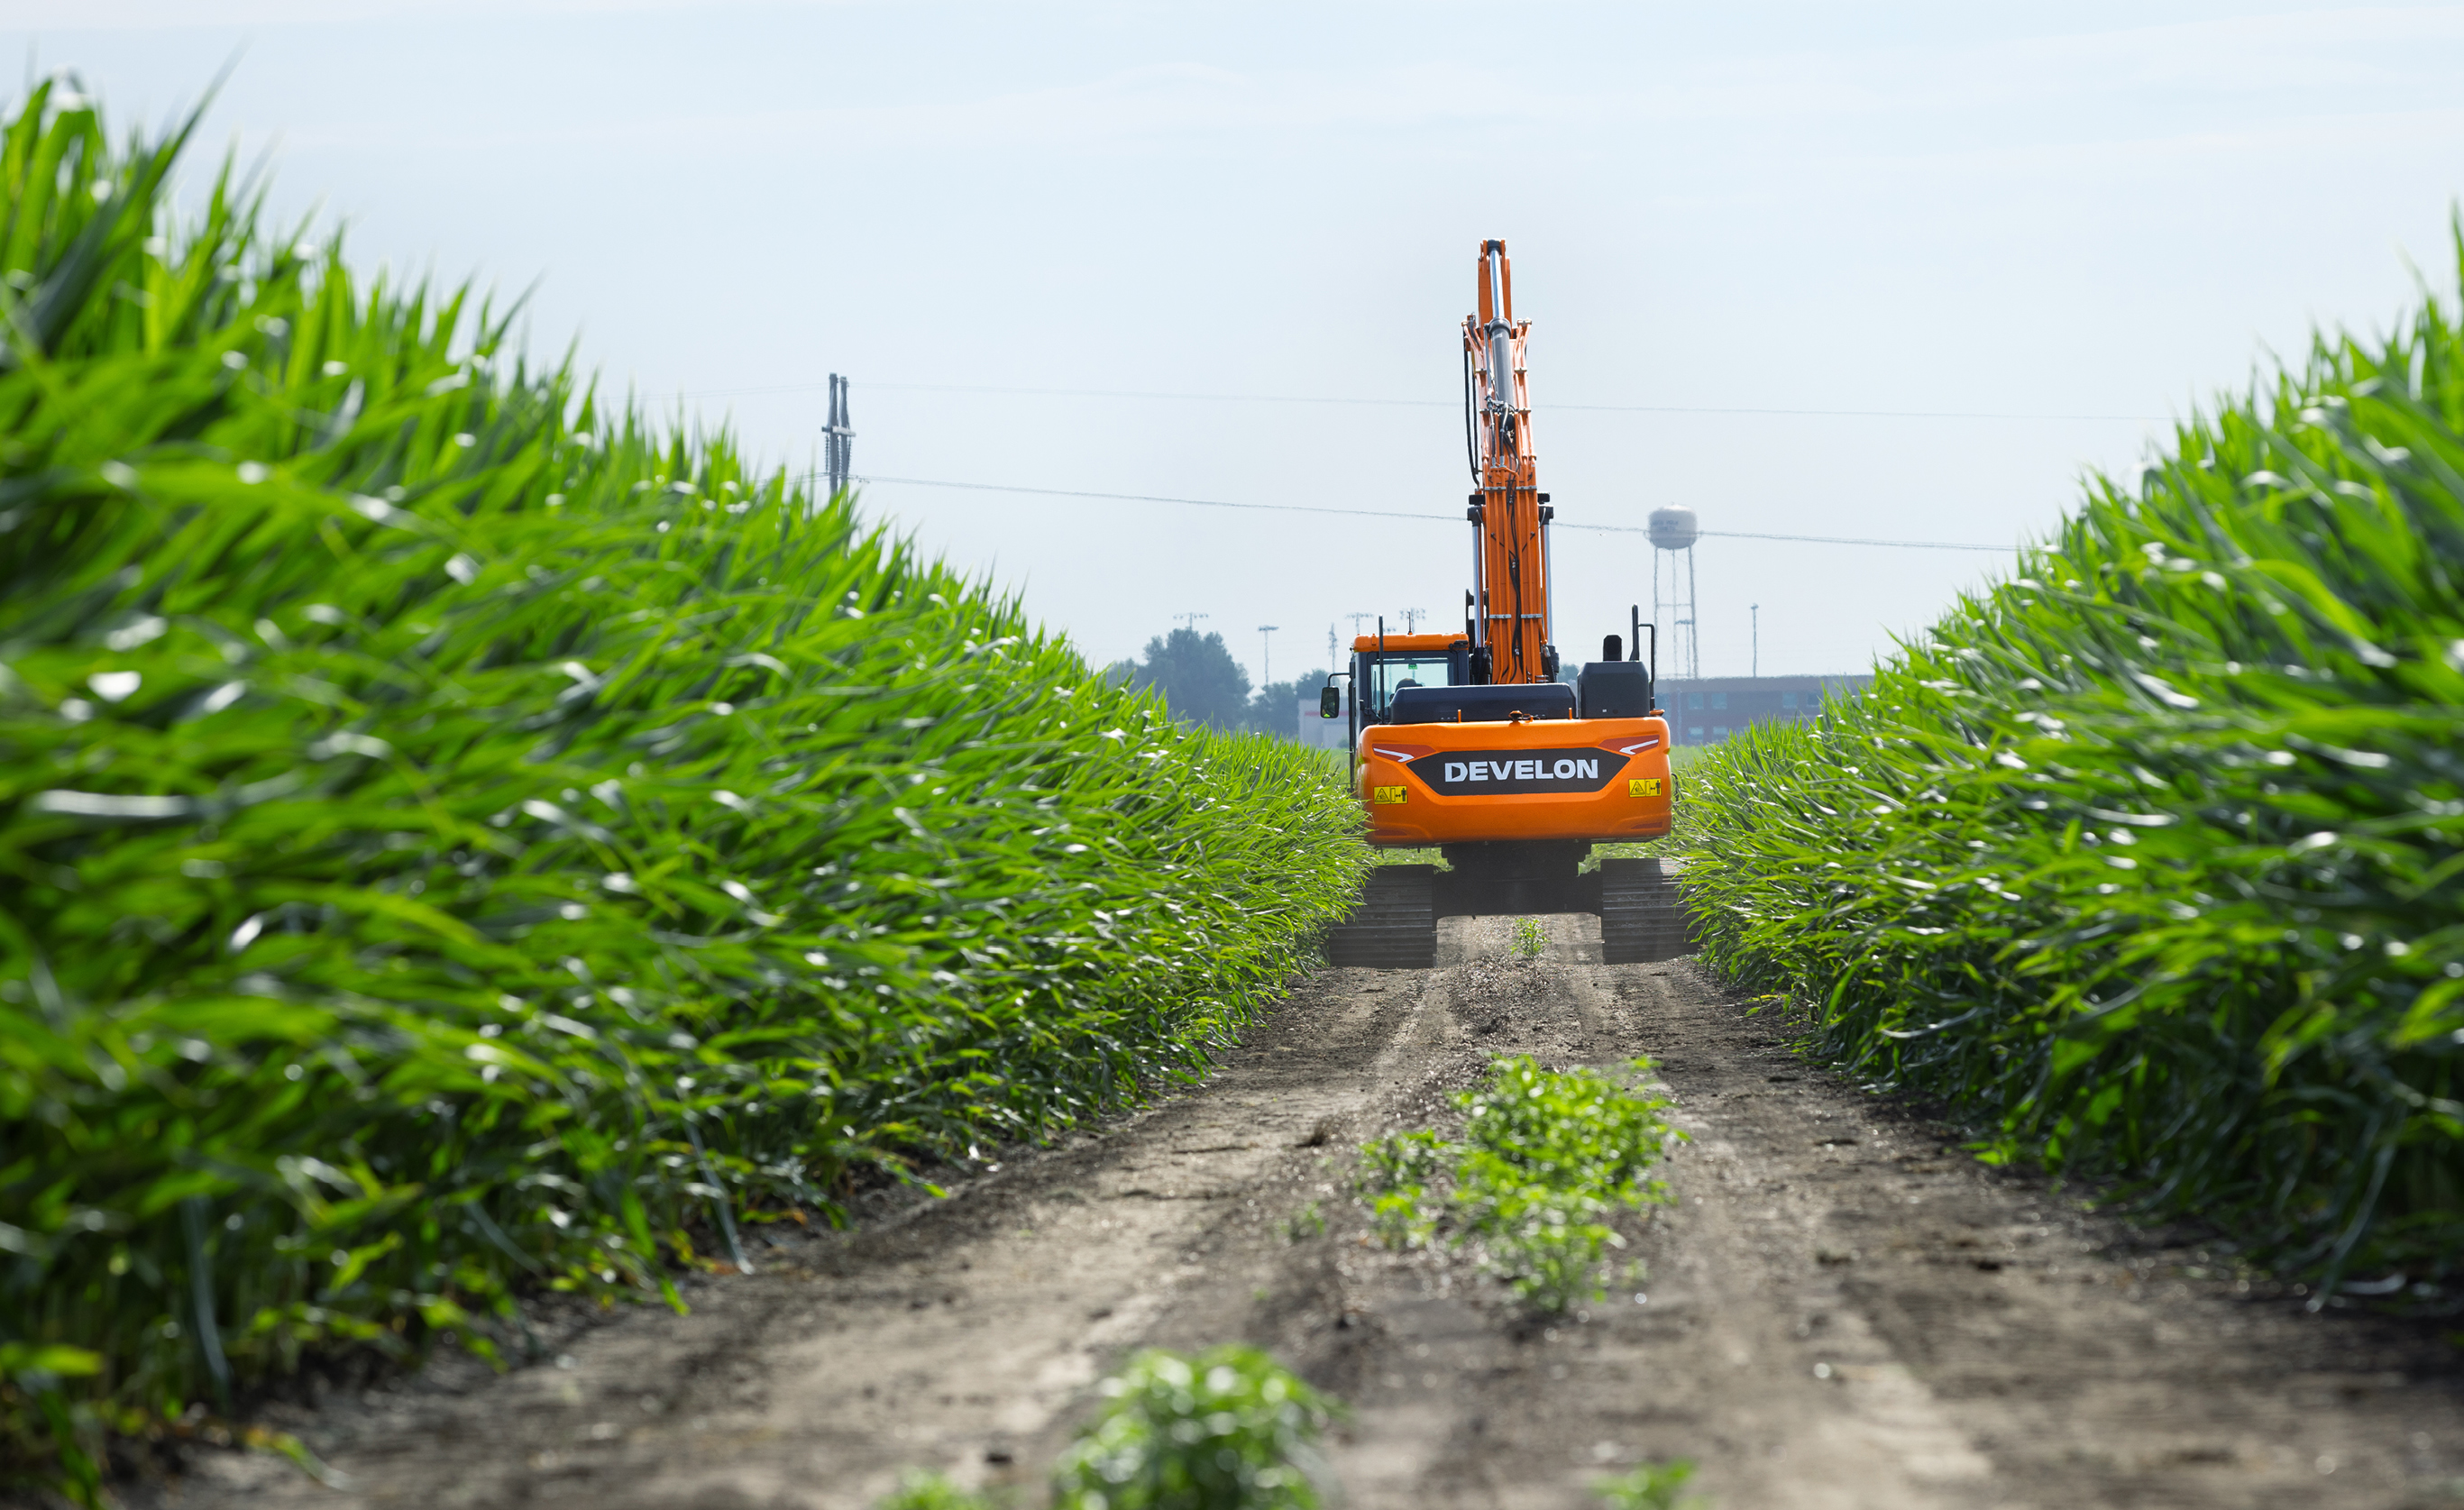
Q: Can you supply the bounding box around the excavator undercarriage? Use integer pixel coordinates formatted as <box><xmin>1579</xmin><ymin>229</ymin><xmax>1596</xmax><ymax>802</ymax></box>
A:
<box><xmin>1324</xmin><ymin>851</ymin><xmax>1694</xmax><ymax>969</ymax></box>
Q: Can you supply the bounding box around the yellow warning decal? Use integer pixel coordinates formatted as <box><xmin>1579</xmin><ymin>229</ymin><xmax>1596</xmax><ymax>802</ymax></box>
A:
<box><xmin>1372</xmin><ymin>785</ymin><xmax>1408</xmax><ymax>805</ymax></box>
<box><xmin>1628</xmin><ymin>777</ymin><xmax>1664</xmax><ymax>798</ymax></box>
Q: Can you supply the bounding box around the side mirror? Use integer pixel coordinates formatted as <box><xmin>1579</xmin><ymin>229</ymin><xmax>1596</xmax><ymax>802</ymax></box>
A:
<box><xmin>1318</xmin><ymin>686</ymin><xmax>1342</xmax><ymax>719</ymax></box>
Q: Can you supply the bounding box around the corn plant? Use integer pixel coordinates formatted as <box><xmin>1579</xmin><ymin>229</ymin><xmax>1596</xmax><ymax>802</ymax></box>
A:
<box><xmin>0</xmin><ymin>79</ymin><xmax>1368</xmax><ymax>1497</ymax></box>
<box><xmin>1677</xmin><ymin>242</ymin><xmax>2464</xmax><ymax>1291</ymax></box>
<box><xmin>1049</xmin><ymin>1347</ymin><xmax>1339</xmax><ymax>1510</ymax></box>
<box><xmin>1511</xmin><ymin>917</ymin><xmax>1547</xmax><ymax>958</ymax></box>
<box><xmin>1360</xmin><ymin>1056</ymin><xmax>1682</xmax><ymax>1312</ymax></box>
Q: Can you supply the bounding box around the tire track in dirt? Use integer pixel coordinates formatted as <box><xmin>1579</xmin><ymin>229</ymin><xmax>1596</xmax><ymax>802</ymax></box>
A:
<box><xmin>160</xmin><ymin>917</ymin><xmax>2462</xmax><ymax>1509</ymax></box>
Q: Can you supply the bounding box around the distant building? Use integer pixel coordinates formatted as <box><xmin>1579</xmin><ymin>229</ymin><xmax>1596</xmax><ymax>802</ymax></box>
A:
<box><xmin>1656</xmin><ymin>674</ymin><xmax>1869</xmax><ymax>746</ymax></box>
<box><xmin>1294</xmin><ymin>698</ymin><xmax>1351</xmax><ymax>750</ymax></box>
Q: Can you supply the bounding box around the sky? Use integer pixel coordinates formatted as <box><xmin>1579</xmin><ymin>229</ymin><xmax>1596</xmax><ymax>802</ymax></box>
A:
<box><xmin>15</xmin><ymin>2</ymin><xmax>2464</xmax><ymax>685</ymax></box>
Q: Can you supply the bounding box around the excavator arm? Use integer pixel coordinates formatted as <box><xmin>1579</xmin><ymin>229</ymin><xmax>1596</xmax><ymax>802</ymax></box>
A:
<box><xmin>1463</xmin><ymin>240</ymin><xmax>1555</xmax><ymax>686</ymax></box>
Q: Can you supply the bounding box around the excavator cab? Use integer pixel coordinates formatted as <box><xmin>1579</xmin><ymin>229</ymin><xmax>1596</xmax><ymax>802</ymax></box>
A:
<box><xmin>1348</xmin><ymin>635</ymin><xmax>1474</xmax><ymax>734</ymax></box>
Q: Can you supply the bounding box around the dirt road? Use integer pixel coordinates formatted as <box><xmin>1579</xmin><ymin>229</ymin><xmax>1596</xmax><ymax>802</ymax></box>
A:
<box><xmin>160</xmin><ymin>916</ymin><xmax>2462</xmax><ymax>1509</ymax></box>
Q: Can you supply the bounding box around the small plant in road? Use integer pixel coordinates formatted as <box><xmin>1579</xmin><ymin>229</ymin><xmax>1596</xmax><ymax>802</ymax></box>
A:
<box><xmin>1594</xmin><ymin>1458</ymin><xmax>1706</xmax><ymax>1509</ymax></box>
<box><xmin>1512</xmin><ymin>916</ymin><xmax>1548</xmax><ymax>958</ymax></box>
<box><xmin>1483</xmin><ymin>1202</ymin><xmax>1614</xmax><ymax>1314</ymax></box>
<box><xmin>1358</xmin><ymin>1056</ymin><xmax>1684</xmax><ymax>1312</ymax></box>
<box><xmin>875</xmin><ymin>1470</ymin><xmax>994</xmax><ymax>1509</ymax></box>
<box><xmin>1357</xmin><ymin>1128</ymin><xmax>1446</xmax><ymax>1248</ymax></box>
<box><xmin>1051</xmin><ymin>1346</ymin><xmax>1341</xmax><ymax>1509</ymax></box>
<box><xmin>1283</xmin><ymin>1202</ymin><xmax>1327</xmax><ymax>1242</ymax></box>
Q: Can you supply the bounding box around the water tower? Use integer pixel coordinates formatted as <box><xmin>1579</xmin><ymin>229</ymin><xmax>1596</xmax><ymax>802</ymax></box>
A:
<box><xmin>1648</xmin><ymin>506</ymin><xmax>1701</xmax><ymax>680</ymax></box>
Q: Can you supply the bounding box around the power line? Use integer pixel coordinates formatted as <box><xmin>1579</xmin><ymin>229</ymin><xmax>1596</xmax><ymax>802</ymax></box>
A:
<box><xmin>845</xmin><ymin>472</ymin><xmax>2012</xmax><ymax>552</ymax></box>
<box><xmin>1690</xmin><ymin>527</ymin><xmax>2010</xmax><ymax>551</ymax></box>
<box><xmin>851</xmin><ymin>472</ymin><xmax>1440</xmax><ymax>525</ymax></box>
<box><xmin>679</xmin><ymin>377</ymin><xmax>2165</xmax><ymax>424</ymax></box>
<box><xmin>878</xmin><ymin>381</ymin><xmax>1449</xmax><ymax>410</ymax></box>
<box><xmin>682</xmin><ymin>380</ymin><xmax>1441</xmax><ymax>406</ymax></box>
<box><xmin>1554</xmin><ymin>400</ymin><xmax>2163</xmax><ymax>422</ymax></box>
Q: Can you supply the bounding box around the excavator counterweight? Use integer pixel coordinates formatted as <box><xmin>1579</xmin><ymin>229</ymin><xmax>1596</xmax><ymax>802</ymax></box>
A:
<box><xmin>1321</xmin><ymin>242</ymin><xmax>1687</xmax><ymax>968</ymax></box>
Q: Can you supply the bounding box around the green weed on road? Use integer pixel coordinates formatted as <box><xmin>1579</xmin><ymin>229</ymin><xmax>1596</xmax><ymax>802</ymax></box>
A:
<box><xmin>1512</xmin><ymin>917</ymin><xmax>1549</xmax><ymax>958</ymax></box>
<box><xmin>1361</xmin><ymin>1056</ymin><xmax>1684</xmax><ymax>1313</ymax></box>
<box><xmin>1050</xmin><ymin>1347</ymin><xmax>1341</xmax><ymax>1510</ymax></box>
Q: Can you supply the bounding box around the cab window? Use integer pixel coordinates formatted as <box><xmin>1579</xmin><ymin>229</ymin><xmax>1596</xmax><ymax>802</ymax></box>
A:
<box><xmin>1365</xmin><ymin>654</ymin><xmax>1457</xmax><ymax>721</ymax></box>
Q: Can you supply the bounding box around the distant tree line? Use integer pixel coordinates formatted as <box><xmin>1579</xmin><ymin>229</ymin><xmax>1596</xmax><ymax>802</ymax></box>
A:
<box><xmin>1106</xmin><ymin>627</ymin><xmax>1328</xmax><ymax>739</ymax></box>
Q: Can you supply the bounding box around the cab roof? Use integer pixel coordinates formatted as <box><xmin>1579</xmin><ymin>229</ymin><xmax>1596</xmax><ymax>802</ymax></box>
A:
<box><xmin>1352</xmin><ymin>633</ymin><xmax>1467</xmax><ymax>654</ymax></box>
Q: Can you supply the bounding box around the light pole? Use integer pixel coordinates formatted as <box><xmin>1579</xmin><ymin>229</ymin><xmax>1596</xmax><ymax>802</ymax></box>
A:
<box><xmin>1174</xmin><ymin>612</ymin><xmax>1210</xmax><ymax>636</ymax></box>
<box><xmin>1398</xmin><ymin>608</ymin><xmax>1426</xmax><ymax>633</ymax></box>
<box><xmin>1258</xmin><ymin>625</ymin><xmax>1279</xmax><ymax>688</ymax></box>
<box><xmin>1751</xmin><ymin>603</ymin><xmax>1760</xmax><ymax>678</ymax></box>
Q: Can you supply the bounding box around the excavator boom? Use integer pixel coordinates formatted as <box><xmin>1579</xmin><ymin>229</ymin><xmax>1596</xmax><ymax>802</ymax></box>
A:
<box><xmin>1463</xmin><ymin>241</ymin><xmax>1555</xmax><ymax>685</ymax></box>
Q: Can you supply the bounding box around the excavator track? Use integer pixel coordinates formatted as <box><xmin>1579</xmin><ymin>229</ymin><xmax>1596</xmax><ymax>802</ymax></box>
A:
<box><xmin>1324</xmin><ymin>864</ymin><xmax>1438</xmax><ymax>969</ymax></box>
<box><xmin>1324</xmin><ymin>857</ymin><xmax>1691</xmax><ymax>969</ymax></box>
<box><xmin>1598</xmin><ymin>856</ymin><xmax>1691</xmax><ymax>964</ymax></box>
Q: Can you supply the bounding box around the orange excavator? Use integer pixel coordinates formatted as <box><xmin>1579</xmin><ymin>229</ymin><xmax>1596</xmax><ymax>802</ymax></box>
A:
<box><xmin>1319</xmin><ymin>241</ymin><xmax>1685</xmax><ymax>967</ymax></box>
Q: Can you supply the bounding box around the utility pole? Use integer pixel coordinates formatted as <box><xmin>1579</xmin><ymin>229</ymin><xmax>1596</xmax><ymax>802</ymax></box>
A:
<box><xmin>1688</xmin><ymin>549</ymin><xmax>1701</xmax><ymax>681</ymax></box>
<box><xmin>822</xmin><ymin>375</ymin><xmax>854</xmax><ymax>501</ymax></box>
<box><xmin>1751</xmin><ymin>603</ymin><xmax>1760</xmax><ymax>678</ymax></box>
<box><xmin>1327</xmin><ymin>623</ymin><xmax>1338</xmax><ymax>674</ymax></box>
<box><xmin>1258</xmin><ymin>625</ymin><xmax>1279</xmax><ymax>688</ymax></box>
<box><xmin>1173</xmin><ymin>612</ymin><xmax>1210</xmax><ymax>636</ymax></box>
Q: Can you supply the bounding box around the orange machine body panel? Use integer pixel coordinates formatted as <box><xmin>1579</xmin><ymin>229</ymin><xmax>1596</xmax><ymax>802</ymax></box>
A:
<box><xmin>1353</xmin><ymin>715</ymin><xmax>1674</xmax><ymax>847</ymax></box>
<box><xmin>1351</xmin><ymin>633</ymin><xmax>1461</xmax><ymax>655</ymax></box>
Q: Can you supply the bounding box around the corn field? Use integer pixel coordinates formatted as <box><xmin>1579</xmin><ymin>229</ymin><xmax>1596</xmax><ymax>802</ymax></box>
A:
<box><xmin>1678</xmin><ymin>246</ymin><xmax>2464</xmax><ymax>1293</ymax></box>
<box><xmin>0</xmin><ymin>82</ymin><xmax>1366</xmax><ymax>1496</ymax></box>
